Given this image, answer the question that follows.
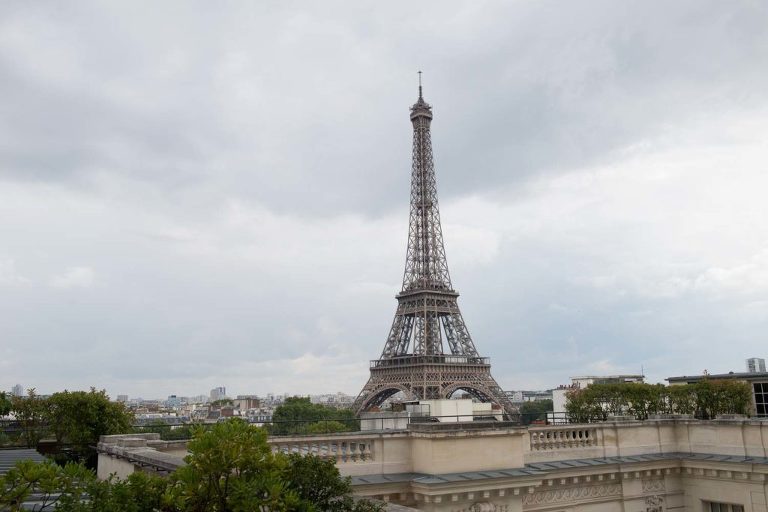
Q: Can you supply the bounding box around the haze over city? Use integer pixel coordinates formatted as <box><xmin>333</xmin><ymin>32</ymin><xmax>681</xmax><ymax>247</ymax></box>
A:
<box><xmin>2</xmin><ymin>1</ymin><xmax>768</xmax><ymax>398</ymax></box>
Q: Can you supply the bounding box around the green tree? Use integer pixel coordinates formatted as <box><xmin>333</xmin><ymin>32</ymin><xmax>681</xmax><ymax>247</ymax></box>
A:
<box><xmin>565</xmin><ymin>388</ymin><xmax>605</xmax><ymax>423</ymax></box>
<box><xmin>565</xmin><ymin>381</ymin><xmax>754</xmax><ymax>422</ymax></box>
<box><xmin>625</xmin><ymin>384</ymin><xmax>665</xmax><ymax>420</ymax></box>
<box><xmin>46</xmin><ymin>388</ymin><xmax>134</xmax><ymax>465</ymax></box>
<box><xmin>519</xmin><ymin>400</ymin><xmax>553</xmax><ymax>425</ymax></box>
<box><xmin>305</xmin><ymin>421</ymin><xmax>349</xmax><ymax>434</ymax></box>
<box><xmin>169</xmin><ymin>419</ymin><xmax>300</xmax><ymax>511</ymax></box>
<box><xmin>1</xmin><ymin>460</ymin><xmax>171</xmax><ymax>512</ymax></box>
<box><xmin>284</xmin><ymin>453</ymin><xmax>381</xmax><ymax>512</ymax></box>
<box><xmin>2</xmin><ymin>418</ymin><xmax>382</xmax><ymax>512</ymax></box>
<box><xmin>0</xmin><ymin>391</ymin><xmax>12</xmax><ymax>417</ymax></box>
<box><xmin>10</xmin><ymin>389</ymin><xmax>49</xmax><ymax>449</ymax></box>
<box><xmin>271</xmin><ymin>397</ymin><xmax>358</xmax><ymax>435</ymax></box>
<box><xmin>74</xmin><ymin>472</ymin><xmax>171</xmax><ymax>512</ymax></box>
<box><xmin>135</xmin><ymin>422</ymin><xmax>201</xmax><ymax>441</ymax></box>
<box><xmin>667</xmin><ymin>385</ymin><xmax>697</xmax><ymax>415</ymax></box>
<box><xmin>169</xmin><ymin>418</ymin><xmax>381</xmax><ymax>511</ymax></box>
<box><xmin>719</xmin><ymin>380</ymin><xmax>753</xmax><ymax>415</ymax></box>
<box><xmin>693</xmin><ymin>380</ymin><xmax>752</xmax><ymax>419</ymax></box>
<box><xmin>0</xmin><ymin>459</ymin><xmax>93</xmax><ymax>511</ymax></box>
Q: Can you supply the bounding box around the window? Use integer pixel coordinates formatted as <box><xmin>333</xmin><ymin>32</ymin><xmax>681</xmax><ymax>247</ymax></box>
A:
<box><xmin>754</xmin><ymin>382</ymin><xmax>768</xmax><ymax>417</ymax></box>
<box><xmin>705</xmin><ymin>501</ymin><xmax>744</xmax><ymax>512</ymax></box>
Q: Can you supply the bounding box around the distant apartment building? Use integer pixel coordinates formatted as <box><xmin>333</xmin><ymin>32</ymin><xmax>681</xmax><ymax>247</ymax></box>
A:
<box><xmin>209</xmin><ymin>387</ymin><xmax>227</xmax><ymax>401</ymax></box>
<box><xmin>310</xmin><ymin>392</ymin><xmax>355</xmax><ymax>407</ymax></box>
<box><xmin>11</xmin><ymin>383</ymin><xmax>23</xmax><ymax>397</ymax></box>
<box><xmin>746</xmin><ymin>357</ymin><xmax>766</xmax><ymax>373</ymax></box>
<box><xmin>116</xmin><ymin>394</ymin><xmax>129</xmax><ymax>403</ymax></box>
<box><xmin>569</xmin><ymin>375</ymin><xmax>645</xmax><ymax>387</ymax></box>
<box><xmin>505</xmin><ymin>390</ymin><xmax>553</xmax><ymax>404</ymax></box>
<box><xmin>234</xmin><ymin>395</ymin><xmax>260</xmax><ymax>410</ymax></box>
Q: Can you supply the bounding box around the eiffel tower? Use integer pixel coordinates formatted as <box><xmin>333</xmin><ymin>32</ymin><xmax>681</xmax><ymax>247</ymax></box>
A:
<box><xmin>354</xmin><ymin>78</ymin><xmax>515</xmax><ymax>417</ymax></box>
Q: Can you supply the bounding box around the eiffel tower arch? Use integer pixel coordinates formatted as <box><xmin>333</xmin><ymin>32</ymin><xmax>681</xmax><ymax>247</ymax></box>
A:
<box><xmin>354</xmin><ymin>79</ymin><xmax>515</xmax><ymax>417</ymax></box>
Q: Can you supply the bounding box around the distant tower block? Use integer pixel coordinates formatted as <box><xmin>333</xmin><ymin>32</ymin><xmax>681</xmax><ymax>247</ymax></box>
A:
<box><xmin>747</xmin><ymin>358</ymin><xmax>766</xmax><ymax>373</ymax></box>
<box><xmin>353</xmin><ymin>80</ymin><xmax>515</xmax><ymax>416</ymax></box>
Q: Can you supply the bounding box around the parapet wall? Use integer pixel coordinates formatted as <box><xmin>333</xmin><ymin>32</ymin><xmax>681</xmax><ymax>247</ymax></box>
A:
<box><xmin>525</xmin><ymin>418</ymin><xmax>768</xmax><ymax>464</ymax></box>
<box><xmin>97</xmin><ymin>417</ymin><xmax>768</xmax><ymax>480</ymax></box>
<box><xmin>97</xmin><ymin>432</ymin><xmax>188</xmax><ymax>480</ymax></box>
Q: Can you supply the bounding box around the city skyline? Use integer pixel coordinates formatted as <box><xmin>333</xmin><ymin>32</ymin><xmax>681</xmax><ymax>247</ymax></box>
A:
<box><xmin>2</xmin><ymin>1</ymin><xmax>768</xmax><ymax>398</ymax></box>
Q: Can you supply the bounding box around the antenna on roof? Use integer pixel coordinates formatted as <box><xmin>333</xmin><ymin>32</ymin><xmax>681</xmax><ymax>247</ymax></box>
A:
<box><xmin>418</xmin><ymin>70</ymin><xmax>423</xmax><ymax>99</ymax></box>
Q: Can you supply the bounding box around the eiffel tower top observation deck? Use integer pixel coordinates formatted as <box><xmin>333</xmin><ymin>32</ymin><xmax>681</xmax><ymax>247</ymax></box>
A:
<box><xmin>353</xmin><ymin>77</ymin><xmax>514</xmax><ymax>416</ymax></box>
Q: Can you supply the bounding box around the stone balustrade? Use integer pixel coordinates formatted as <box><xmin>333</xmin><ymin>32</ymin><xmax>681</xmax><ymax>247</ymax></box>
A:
<box><xmin>269</xmin><ymin>435</ymin><xmax>375</xmax><ymax>463</ymax></box>
<box><xmin>528</xmin><ymin>426</ymin><xmax>599</xmax><ymax>451</ymax></box>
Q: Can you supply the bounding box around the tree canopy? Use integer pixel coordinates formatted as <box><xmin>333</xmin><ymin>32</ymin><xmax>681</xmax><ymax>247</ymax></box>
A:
<box><xmin>9</xmin><ymin>389</ymin><xmax>49</xmax><ymax>449</ymax></box>
<box><xmin>2</xmin><ymin>388</ymin><xmax>133</xmax><ymax>467</ymax></box>
<box><xmin>47</xmin><ymin>389</ymin><xmax>134</xmax><ymax>458</ymax></box>
<box><xmin>519</xmin><ymin>399</ymin><xmax>553</xmax><ymax>425</ymax></box>
<box><xmin>0</xmin><ymin>418</ymin><xmax>382</xmax><ymax>512</ymax></box>
<box><xmin>270</xmin><ymin>397</ymin><xmax>358</xmax><ymax>435</ymax></box>
<box><xmin>0</xmin><ymin>392</ymin><xmax>11</xmax><ymax>417</ymax></box>
<box><xmin>565</xmin><ymin>381</ymin><xmax>753</xmax><ymax>422</ymax></box>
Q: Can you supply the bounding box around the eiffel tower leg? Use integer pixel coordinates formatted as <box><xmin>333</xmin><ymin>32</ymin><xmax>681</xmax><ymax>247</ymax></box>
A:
<box><xmin>441</xmin><ymin>376</ymin><xmax>517</xmax><ymax>419</ymax></box>
<box><xmin>353</xmin><ymin>375</ymin><xmax>415</xmax><ymax>414</ymax></box>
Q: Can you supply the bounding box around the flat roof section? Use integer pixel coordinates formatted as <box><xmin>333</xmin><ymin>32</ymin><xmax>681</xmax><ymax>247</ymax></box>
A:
<box><xmin>667</xmin><ymin>372</ymin><xmax>768</xmax><ymax>382</ymax></box>
<box><xmin>351</xmin><ymin>451</ymin><xmax>768</xmax><ymax>488</ymax></box>
<box><xmin>0</xmin><ymin>448</ymin><xmax>47</xmax><ymax>476</ymax></box>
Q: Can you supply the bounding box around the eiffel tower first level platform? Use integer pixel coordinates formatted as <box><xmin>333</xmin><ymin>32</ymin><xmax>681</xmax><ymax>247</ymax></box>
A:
<box><xmin>353</xmin><ymin>78</ymin><xmax>515</xmax><ymax>417</ymax></box>
<box><xmin>358</xmin><ymin>355</ymin><xmax>505</xmax><ymax>410</ymax></box>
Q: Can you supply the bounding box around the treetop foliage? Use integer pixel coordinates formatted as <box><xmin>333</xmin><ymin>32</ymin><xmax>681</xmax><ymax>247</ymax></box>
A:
<box><xmin>0</xmin><ymin>392</ymin><xmax>11</xmax><ymax>417</ymax></box>
<box><xmin>519</xmin><ymin>399</ymin><xmax>553</xmax><ymax>425</ymax></box>
<box><xmin>2</xmin><ymin>388</ymin><xmax>134</xmax><ymax>467</ymax></box>
<box><xmin>565</xmin><ymin>380</ymin><xmax>753</xmax><ymax>422</ymax></box>
<box><xmin>270</xmin><ymin>397</ymin><xmax>358</xmax><ymax>435</ymax></box>
<box><xmin>0</xmin><ymin>418</ymin><xmax>382</xmax><ymax>512</ymax></box>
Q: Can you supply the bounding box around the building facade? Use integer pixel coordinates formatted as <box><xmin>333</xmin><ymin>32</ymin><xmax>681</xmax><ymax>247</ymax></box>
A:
<box><xmin>99</xmin><ymin>417</ymin><xmax>768</xmax><ymax>512</ymax></box>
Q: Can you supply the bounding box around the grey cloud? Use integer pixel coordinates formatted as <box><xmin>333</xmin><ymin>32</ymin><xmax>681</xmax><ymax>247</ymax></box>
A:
<box><xmin>2</xmin><ymin>1</ymin><xmax>766</xmax><ymax>216</ymax></box>
<box><xmin>2</xmin><ymin>1</ymin><xmax>768</xmax><ymax>397</ymax></box>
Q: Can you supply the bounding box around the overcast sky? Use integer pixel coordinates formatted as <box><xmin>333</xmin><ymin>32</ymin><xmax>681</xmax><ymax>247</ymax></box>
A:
<box><xmin>2</xmin><ymin>1</ymin><xmax>768</xmax><ymax>399</ymax></box>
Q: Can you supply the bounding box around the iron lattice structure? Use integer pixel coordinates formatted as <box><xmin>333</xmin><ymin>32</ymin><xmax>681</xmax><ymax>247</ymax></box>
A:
<box><xmin>354</xmin><ymin>85</ymin><xmax>515</xmax><ymax>416</ymax></box>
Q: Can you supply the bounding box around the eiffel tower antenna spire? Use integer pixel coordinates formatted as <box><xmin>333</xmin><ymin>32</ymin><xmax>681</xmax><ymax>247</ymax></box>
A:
<box><xmin>418</xmin><ymin>70</ymin><xmax>423</xmax><ymax>99</ymax></box>
<box><xmin>354</xmin><ymin>85</ymin><xmax>515</xmax><ymax>417</ymax></box>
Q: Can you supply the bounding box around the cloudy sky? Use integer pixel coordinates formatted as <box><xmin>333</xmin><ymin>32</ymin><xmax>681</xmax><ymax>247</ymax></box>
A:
<box><xmin>2</xmin><ymin>1</ymin><xmax>768</xmax><ymax>399</ymax></box>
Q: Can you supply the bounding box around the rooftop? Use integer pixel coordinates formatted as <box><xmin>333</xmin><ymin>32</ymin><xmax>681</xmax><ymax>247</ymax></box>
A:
<box><xmin>667</xmin><ymin>371</ymin><xmax>768</xmax><ymax>381</ymax></box>
<box><xmin>0</xmin><ymin>448</ymin><xmax>46</xmax><ymax>476</ymax></box>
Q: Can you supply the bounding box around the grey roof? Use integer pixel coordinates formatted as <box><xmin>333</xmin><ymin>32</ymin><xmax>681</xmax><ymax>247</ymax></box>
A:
<box><xmin>529</xmin><ymin>452</ymin><xmax>768</xmax><ymax>470</ymax></box>
<box><xmin>353</xmin><ymin>467</ymin><xmax>543</xmax><ymax>486</ymax></box>
<box><xmin>351</xmin><ymin>452</ymin><xmax>768</xmax><ymax>487</ymax></box>
<box><xmin>683</xmin><ymin>452</ymin><xmax>768</xmax><ymax>464</ymax></box>
<box><xmin>0</xmin><ymin>448</ymin><xmax>47</xmax><ymax>476</ymax></box>
<box><xmin>353</xmin><ymin>473</ymin><xmax>423</xmax><ymax>485</ymax></box>
<box><xmin>526</xmin><ymin>452</ymin><xmax>680</xmax><ymax>471</ymax></box>
<box><xmin>412</xmin><ymin>467</ymin><xmax>544</xmax><ymax>485</ymax></box>
<box><xmin>667</xmin><ymin>372</ymin><xmax>768</xmax><ymax>382</ymax></box>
